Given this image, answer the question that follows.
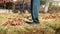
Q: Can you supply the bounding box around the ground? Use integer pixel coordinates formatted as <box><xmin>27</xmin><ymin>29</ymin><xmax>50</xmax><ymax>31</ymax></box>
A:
<box><xmin>0</xmin><ymin>13</ymin><xmax>60</xmax><ymax>34</ymax></box>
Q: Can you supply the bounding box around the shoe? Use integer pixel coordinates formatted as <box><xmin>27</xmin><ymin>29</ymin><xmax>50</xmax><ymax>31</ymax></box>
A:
<box><xmin>26</xmin><ymin>21</ymin><xmax>33</xmax><ymax>24</ymax></box>
<box><xmin>26</xmin><ymin>21</ymin><xmax>40</xmax><ymax>25</ymax></box>
<box><xmin>33</xmin><ymin>21</ymin><xmax>40</xmax><ymax>24</ymax></box>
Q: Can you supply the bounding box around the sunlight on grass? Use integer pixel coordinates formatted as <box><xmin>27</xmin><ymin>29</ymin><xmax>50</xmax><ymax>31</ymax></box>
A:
<box><xmin>0</xmin><ymin>13</ymin><xmax>60</xmax><ymax>34</ymax></box>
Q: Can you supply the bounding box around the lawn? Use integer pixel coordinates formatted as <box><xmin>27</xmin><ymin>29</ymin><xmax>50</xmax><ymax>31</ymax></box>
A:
<box><xmin>0</xmin><ymin>13</ymin><xmax>60</xmax><ymax>34</ymax></box>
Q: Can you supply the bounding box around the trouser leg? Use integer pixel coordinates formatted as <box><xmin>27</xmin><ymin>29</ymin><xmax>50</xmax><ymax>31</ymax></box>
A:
<box><xmin>31</xmin><ymin>0</ymin><xmax>40</xmax><ymax>23</ymax></box>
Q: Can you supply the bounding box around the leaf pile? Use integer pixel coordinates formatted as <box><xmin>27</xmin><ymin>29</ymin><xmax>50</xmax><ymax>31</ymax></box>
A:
<box><xmin>3</xmin><ymin>18</ymin><xmax>26</xmax><ymax>26</ymax></box>
<box><xmin>40</xmin><ymin>13</ymin><xmax>60</xmax><ymax>19</ymax></box>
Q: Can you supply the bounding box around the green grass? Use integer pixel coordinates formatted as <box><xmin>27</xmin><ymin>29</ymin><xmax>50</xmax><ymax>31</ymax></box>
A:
<box><xmin>0</xmin><ymin>16</ymin><xmax>8</xmax><ymax>25</ymax></box>
<box><xmin>0</xmin><ymin>14</ymin><xmax>60</xmax><ymax>34</ymax></box>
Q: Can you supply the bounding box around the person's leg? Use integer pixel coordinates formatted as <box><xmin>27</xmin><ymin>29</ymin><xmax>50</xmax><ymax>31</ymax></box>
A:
<box><xmin>31</xmin><ymin>0</ymin><xmax>40</xmax><ymax>24</ymax></box>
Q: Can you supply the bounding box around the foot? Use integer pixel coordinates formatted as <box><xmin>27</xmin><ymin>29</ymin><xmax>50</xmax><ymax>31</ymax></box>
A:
<box><xmin>26</xmin><ymin>21</ymin><xmax>33</xmax><ymax>24</ymax></box>
<box><xmin>26</xmin><ymin>21</ymin><xmax>40</xmax><ymax>25</ymax></box>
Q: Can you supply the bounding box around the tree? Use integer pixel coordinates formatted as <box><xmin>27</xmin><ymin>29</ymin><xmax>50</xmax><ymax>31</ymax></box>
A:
<box><xmin>6</xmin><ymin>2</ymin><xmax>13</xmax><ymax>13</ymax></box>
<box><xmin>40</xmin><ymin>0</ymin><xmax>45</xmax><ymax>5</ymax></box>
<box><xmin>44</xmin><ymin>0</ymin><xmax>50</xmax><ymax>13</ymax></box>
<box><xmin>44</xmin><ymin>0</ymin><xmax>53</xmax><ymax>13</ymax></box>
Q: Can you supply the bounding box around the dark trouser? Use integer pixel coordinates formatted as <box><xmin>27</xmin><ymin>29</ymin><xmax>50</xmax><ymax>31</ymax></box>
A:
<box><xmin>31</xmin><ymin>0</ymin><xmax>40</xmax><ymax>24</ymax></box>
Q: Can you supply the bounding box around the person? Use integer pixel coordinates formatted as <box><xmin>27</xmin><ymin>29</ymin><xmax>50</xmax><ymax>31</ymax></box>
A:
<box><xmin>31</xmin><ymin>0</ymin><xmax>40</xmax><ymax>24</ymax></box>
<box><xmin>26</xmin><ymin>0</ymin><xmax>40</xmax><ymax>24</ymax></box>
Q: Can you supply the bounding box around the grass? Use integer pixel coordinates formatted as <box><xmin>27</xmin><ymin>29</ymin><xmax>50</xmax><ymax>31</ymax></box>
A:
<box><xmin>0</xmin><ymin>13</ymin><xmax>60</xmax><ymax>34</ymax></box>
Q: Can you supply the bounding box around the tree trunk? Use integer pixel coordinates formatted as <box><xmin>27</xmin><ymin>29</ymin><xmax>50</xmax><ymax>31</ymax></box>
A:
<box><xmin>44</xmin><ymin>0</ymin><xmax>50</xmax><ymax>13</ymax></box>
<box><xmin>12</xmin><ymin>4</ymin><xmax>15</xmax><ymax>13</ymax></box>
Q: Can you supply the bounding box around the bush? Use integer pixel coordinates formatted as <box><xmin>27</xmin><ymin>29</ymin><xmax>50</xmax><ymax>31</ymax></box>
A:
<box><xmin>6</xmin><ymin>2</ymin><xmax>13</xmax><ymax>9</ymax></box>
<box><xmin>48</xmin><ymin>5</ymin><xmax>60</xmax><ymax>13</ymax></box>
